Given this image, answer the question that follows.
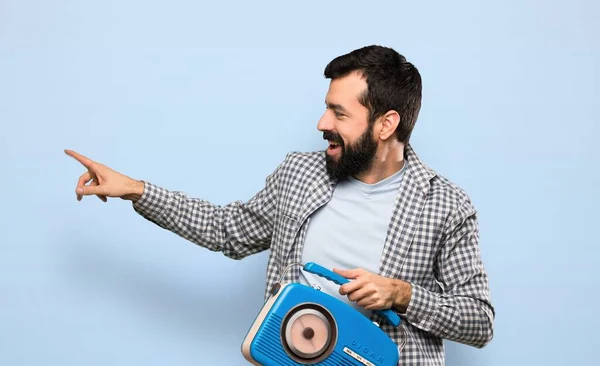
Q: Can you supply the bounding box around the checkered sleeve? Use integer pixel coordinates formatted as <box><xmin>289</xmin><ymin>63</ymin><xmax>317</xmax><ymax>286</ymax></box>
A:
<box><xmin>404</xmin><ymin>199</ymin><xmax>495</xmax><ymax>348</ymax></box>
<box><xmin>131</xmin><ymin>160</ymin><xmax>284</xmax><ymax>260</ymax></box>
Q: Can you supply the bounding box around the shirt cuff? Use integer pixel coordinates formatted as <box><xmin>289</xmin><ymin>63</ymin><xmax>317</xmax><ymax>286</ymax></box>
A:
<box><xmin>404</xmin><ymin>282</ymin><xmax>439</xmax><ymax>332</ymax></box>
<box><xmin>132</xmin><ymin>181</ymin><xmax>171</xmax><ymax>222</ymax></box>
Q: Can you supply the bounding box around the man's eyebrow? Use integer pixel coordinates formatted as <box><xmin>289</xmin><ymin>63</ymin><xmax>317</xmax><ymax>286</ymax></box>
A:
<box><xmin>325</xmin><ymin>102</ymin><xmax>349</xmax><ymax>114</ymax></box>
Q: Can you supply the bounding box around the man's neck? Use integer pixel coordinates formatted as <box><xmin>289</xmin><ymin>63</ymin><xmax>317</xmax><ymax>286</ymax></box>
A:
<box><xmin>354</xmin><ymin>143</ymin><xmax>405</xmax><ymax>184</ymax></box>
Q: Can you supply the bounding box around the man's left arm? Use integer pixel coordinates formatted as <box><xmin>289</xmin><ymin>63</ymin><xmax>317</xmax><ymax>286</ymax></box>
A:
<box><xmin>397</xmin><ymin>198</ymin><xmax>495</xmax><ymax>348</ymax></box>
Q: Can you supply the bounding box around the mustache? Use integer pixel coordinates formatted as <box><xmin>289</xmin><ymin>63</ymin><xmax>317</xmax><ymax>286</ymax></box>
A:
<box><xmin>323</xmin><ymin>131</ymin><xmax>343</xmax><ymax>145</ymax></box>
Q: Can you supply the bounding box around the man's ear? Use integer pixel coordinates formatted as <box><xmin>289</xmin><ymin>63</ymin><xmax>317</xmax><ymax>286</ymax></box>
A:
<box><xmin>378</xmin><ymin>110</ymin><xmax>400</xmax><ymax>140</ymax></box>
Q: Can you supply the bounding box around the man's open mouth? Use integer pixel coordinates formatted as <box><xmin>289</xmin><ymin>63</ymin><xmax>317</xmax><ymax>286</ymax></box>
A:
<box><xmin>327</xmin><ymin>141</ymin><xmax>341</xmax><ymax>154</ymax></box>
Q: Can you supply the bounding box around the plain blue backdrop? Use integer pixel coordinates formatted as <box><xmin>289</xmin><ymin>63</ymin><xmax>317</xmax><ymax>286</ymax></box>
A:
<box><xmin>1</xmin><ymin>1</ymin><xmax>598</xmax><ymax>365</ymax></box>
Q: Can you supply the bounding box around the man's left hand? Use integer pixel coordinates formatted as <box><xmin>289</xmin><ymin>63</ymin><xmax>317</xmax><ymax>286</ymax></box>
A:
<box><xmin>333</xmin><ymin>267</ymin><xmax>412</xmax><ymax>313</ymax></box>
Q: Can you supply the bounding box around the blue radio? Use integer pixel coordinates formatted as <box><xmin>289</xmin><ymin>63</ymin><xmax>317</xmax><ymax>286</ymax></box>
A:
<box><xmin>241</xmin><ymin>262</ymin><xmax>400</xmax><ymax>365</ymax></box>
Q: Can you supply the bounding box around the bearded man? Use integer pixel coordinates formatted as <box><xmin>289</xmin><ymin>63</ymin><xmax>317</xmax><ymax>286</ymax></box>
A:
<box><xmin>66</xmin><ymin>45</ymin><xmax>495</xmax><ymax>365</ymax></box>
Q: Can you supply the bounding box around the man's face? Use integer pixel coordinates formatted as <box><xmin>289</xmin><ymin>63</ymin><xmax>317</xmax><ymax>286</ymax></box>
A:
<box><xmin>317</xmin><ymin>72</ymin><xmax>378</xmax><ymax>180</ymax></box>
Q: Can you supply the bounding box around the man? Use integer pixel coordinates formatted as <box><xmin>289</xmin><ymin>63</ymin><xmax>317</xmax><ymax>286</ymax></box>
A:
<box><xmin>66</xmin><ymin>45</ymin><xmax>494</xmax><ymax>365</ymax></box>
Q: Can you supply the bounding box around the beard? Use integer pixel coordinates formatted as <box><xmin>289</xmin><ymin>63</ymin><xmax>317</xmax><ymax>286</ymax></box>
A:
<box><xmin>323</xmin><ymin>124</ymin><xmax>378</xmax><ymax>181</ymax></box>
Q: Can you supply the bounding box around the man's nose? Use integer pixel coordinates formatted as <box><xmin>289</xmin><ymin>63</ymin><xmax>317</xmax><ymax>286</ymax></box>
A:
<box><xmin>317</xmin><ymin>111</ymin><xmax>334</xmax><ymax>132</ymax></box>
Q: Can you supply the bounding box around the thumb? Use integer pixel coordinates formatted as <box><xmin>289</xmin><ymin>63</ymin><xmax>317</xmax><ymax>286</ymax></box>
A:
<box><xmin>76</xmin><ymin>185</ymin><xmax>102</xmax><ymax>196</ymax></box>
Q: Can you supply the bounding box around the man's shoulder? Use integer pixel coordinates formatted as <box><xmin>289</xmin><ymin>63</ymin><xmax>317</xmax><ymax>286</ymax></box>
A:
<box><xmin>408</xmin><ymin>145</ymin><xmax>475</xmax><ymax>213</ymax></box>
<box><xmin>269</xmin><ymin>150</ymin><xmax>329</xmax><ymax>191</ymax></box>
<box><xmin>429</xmin><ymin>172</ymin><xmax>473</xmax><ymax>208</ymax></box>
<box><xmin>279</xmin><ymin>150</ymin><xmax>326</xmax><ymax>172</ymax></box>
<box><xmin>284</xmin><ymin>150</ymin><xmax>325</xmax><ymax>163</ymax></box>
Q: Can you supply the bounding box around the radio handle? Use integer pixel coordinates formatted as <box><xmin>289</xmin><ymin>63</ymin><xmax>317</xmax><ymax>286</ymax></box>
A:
<box><xmin>303</xmin><ymin>262</ymin><xmax>401</xmax><ymax>327</ymax></box>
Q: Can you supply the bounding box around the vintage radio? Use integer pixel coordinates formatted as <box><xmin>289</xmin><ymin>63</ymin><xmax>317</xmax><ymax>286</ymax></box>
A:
<box><xmin>241</xmin><ymin>262</ymin><xmax>400</xmax><ymax>365</ymax></box>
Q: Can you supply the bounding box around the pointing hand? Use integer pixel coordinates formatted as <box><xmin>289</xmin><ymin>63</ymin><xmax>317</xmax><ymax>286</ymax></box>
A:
<box><xmin>65</xmin><ymin>149</ymin><xmax>145</xmax><ymax>202</ymax></box>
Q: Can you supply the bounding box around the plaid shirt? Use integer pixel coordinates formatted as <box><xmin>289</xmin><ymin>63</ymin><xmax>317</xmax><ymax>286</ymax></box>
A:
<box><xmin>133</xmin><ymin>144</ymin><xmax>494</xmax><ymax>365</ymax></box>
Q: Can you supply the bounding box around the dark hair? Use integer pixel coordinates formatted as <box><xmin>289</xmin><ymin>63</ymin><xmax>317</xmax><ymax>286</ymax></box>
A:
<box><xmin>324</xmin><ymin>45</ymin><xmax>422</xmax><ymax>143</ymax></box>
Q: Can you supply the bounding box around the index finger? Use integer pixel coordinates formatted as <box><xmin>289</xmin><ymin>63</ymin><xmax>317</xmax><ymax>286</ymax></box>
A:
<box><xmin>64</xmin><ymin>149</ymin><xmax>95</xmax><ymax>169</ymax></box>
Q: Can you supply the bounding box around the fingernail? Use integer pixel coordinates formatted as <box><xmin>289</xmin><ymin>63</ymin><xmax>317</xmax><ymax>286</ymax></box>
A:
<box><xmin>77</xmin><ymin>187</ymin><xmax>83</xmax><ymax>195</ymax></box>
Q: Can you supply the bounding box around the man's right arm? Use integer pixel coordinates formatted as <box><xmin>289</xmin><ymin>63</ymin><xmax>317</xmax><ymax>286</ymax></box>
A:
<box><xmin>131</xmin><ymin>165</ymin><xmax>281</xmax><ymax>259</ymax></box>
<box><xmin>65</xmin><ymin>148</ymin><xmax>285</xmax><ymax>259</ymax></box>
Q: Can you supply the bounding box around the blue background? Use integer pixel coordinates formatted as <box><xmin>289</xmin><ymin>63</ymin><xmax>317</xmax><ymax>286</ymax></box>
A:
<box><xmin>1</xmin><ymin>1</ymin><xmax>598</xmax><ymax>365</ymax></box>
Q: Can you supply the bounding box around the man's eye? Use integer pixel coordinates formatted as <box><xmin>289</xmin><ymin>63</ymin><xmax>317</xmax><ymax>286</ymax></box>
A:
<box><xmin>334</xmin><ymin>112</ymin><xmax>344</xmax><ymax>118</ymax></box>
